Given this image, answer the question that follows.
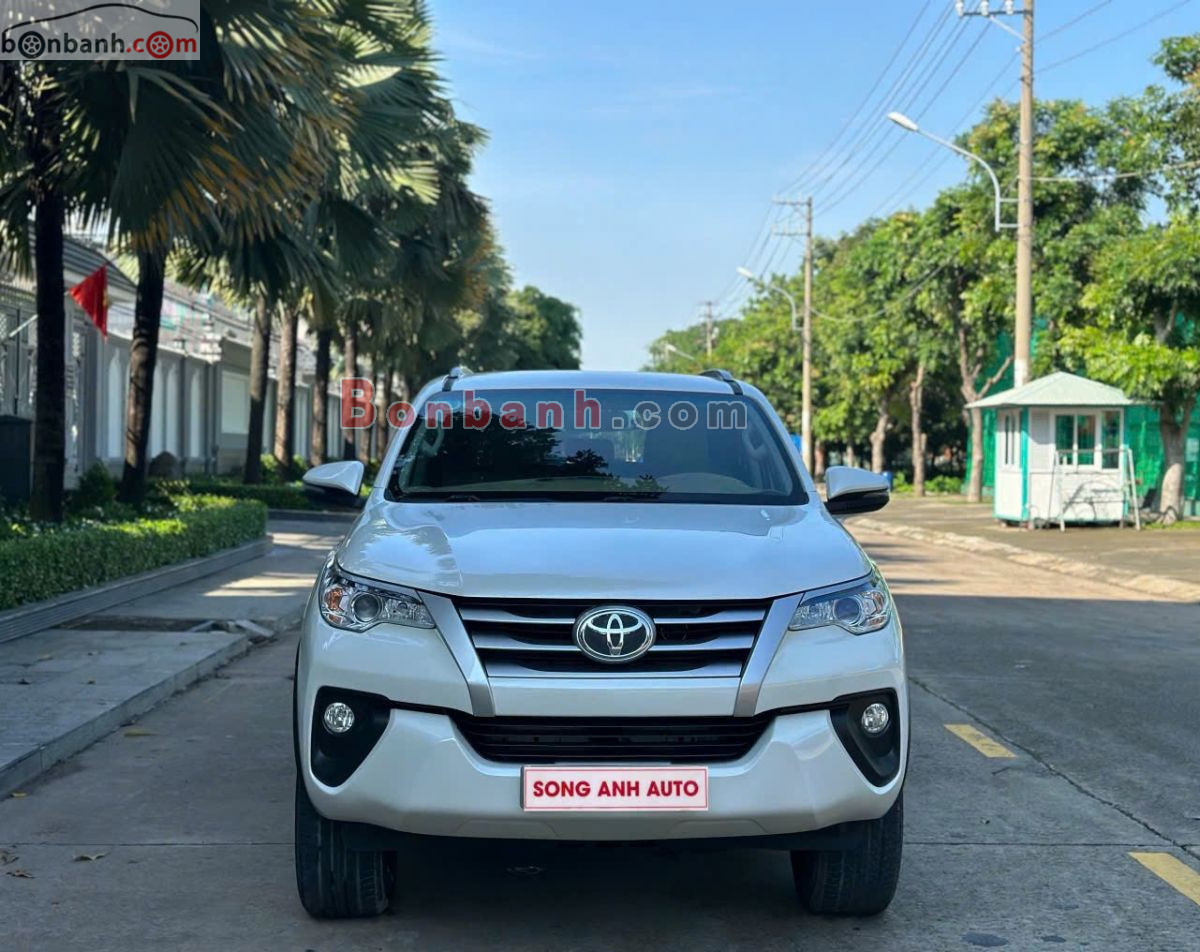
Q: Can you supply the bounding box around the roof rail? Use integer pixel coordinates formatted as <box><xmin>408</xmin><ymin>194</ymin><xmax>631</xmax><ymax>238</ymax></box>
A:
<box><xmin>700</xmin><ymin>368</ymin><xmax>742</xmax><ymax>396</ymax></box>
<box><xmin>441</xmin><ymin>366</ymin><xmax>471</xmax><ymax>391</ymax></box>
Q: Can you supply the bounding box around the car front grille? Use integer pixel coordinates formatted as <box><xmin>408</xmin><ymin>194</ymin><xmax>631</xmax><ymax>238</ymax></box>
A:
<box><xmin>452</xmin><ymin>713</ymin><xmax>772</xmax><ymax>763</ymax></box>
<box><xmin>452</xmin><ymin>597</ymin><xmax>770</xmax><ymax>678</ymax></box>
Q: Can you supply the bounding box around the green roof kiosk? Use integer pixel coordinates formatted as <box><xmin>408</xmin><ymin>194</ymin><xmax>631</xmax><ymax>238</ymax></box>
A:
<box><xmin>967</xmin><ymin>372</ymin><xmax>1137</xmax><ymax>527</ymax></box>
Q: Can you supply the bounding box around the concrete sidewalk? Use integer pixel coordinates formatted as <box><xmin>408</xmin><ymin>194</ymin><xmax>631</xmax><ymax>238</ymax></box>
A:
<box><xmin>0</xmin><ymin>518</ymin><xmax>347</xmax><ymax>796</ymax></box>
<box><xmin>854</xmin><ymin>495</ymin><xmax>1200</xmax><ymax>603</ymax></box>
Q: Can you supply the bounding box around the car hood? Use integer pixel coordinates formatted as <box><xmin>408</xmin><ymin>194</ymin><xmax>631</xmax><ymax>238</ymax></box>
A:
<box><xmin>335</xmin><ymin>499</ymin><xmax>870</xmax><ymax>601</ymax></box>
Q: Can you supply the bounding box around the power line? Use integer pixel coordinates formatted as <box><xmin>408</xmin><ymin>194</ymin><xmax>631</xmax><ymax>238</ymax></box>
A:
<box><xmin>1032</xmin><ymin>157</ymin><xmax>1200</xmax><ymax>183</ymax></box>
<box><xmin>774</xmin><ymin>0</ymin><xmax>941</xmax><ymax>199</ymax></box>
<box><xmin>731</xmin><ymin>5</ymin><xmax>963</xmax><ymax>294</ymax></box>
<box><xmin>814</xmin><ymin>16</ymin><xmax>973</xmax><ymax>201</ymax></box>
<box><xmin>820</xmin><ymin>24</ymin><xmax>988</xmax><ymax>214</ymax></box>
<box><xmin>1038</xmin><ymin>0</ymin><xmax>1195</xmax><ymax>74</ymax></box>
<box><xmin>865</xmin><ymin>51</ymin><xmax>1019</xmax><ymax>220</ymax></box>
<box><xmin>813</xmin><ymin>260</ymin><xmax>952</xmax><ymax>325</ymax></box>
<box><xmin>804</xmin><ymin>11</ymin><xmax>963</xmax><ymax>202</ymax></box>
<box><xmin>1039</xmin><ymin>0</ymin><xmax>1111</xmax><ymax>42</ymax></box>
<box><xmin>723</xmin><ymin>9</ymin><xmax>978</xmax><ymax>316</ymax></box>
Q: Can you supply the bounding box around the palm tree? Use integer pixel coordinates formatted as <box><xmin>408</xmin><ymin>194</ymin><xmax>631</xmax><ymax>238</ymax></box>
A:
<box><xmin>111</xmin><ymin>1</ymin><xmax>348</xmax><ymax>499</ymax></box>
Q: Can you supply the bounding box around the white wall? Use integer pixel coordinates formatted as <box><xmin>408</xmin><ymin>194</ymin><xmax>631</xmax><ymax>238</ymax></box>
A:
<box><xmin>994</xmin><ymin>409</ymin><xmax>1023</xmax><ymax>520</ymax></box>
<box><xmin>164</xmin><ymin>359</ymin><xmax>180</xmax><ymax>456</ymax></box>
<box><xmin>221</xmin><ymin>370</ymin><xmax>249</xmax><ymax>435</ymax></box>
<box><xmin>187</xmin><ymin>367</ymin><xmax>203</xmax><ymax>458</ymax></box>
<box><xmin>1027</xmin><ymin>407</ymin><xmax>1126</xmax><ymax>523</ymax></box>
<box><xmin>105</xmin><ymin>349</ymin><xmax>125</xmax><ymax>459</ymax></box>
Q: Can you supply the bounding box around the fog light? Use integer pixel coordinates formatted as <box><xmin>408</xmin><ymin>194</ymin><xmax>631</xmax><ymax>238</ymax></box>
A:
<box><xmin>322</xmin><ymin>701</ymin><xmax>355</xmax><ymax>734</ymax></box>
<box><xmin>861</xmin><ymin>702</ymin><xmax>890</xmax><ymax>735</ymax></box>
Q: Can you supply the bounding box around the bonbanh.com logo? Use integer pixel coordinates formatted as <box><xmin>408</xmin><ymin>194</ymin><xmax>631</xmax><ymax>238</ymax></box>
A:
<box><xmin>0</xmin><ymin>0</ymin><xmax>200</xmax><ymax>60</ymax></box>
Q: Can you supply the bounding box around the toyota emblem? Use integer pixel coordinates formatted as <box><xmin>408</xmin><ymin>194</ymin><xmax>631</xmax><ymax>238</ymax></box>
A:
<box><xmin>573</xmin><ymin>606</ymin><xmax>656</xmax><ymax>664</ymax></box>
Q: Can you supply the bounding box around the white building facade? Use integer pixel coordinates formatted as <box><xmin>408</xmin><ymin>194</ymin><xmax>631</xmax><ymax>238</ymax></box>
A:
<box><xmin>0</xmin><ymin>239</ymin><xmax>345</xmax><ymax>496</ymax></box>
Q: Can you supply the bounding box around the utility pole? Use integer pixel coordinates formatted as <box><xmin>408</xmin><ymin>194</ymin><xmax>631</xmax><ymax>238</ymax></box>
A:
<box><xmin>957</xmin><ymin>0</ymin><xmax>1035</xmax><ymax>387</ymax></box>
<box><xmin>802</xmin><ymin>196</ymin><xmax>814</xmax><ymax>472</ymax></box>
<box><xmin>1014</xmin><ymin>0</ymin><xmax>1034</xmax><ymax>388</ymax></box>
<box><xmin>699</xmin><ymin>301</ymin><xmax>716</xmax><ymax>358</ymax></box>
<box><xmin>772</xmin><ymin>197</ymin><xmax>814</xmax><ymax>472</ymax></box>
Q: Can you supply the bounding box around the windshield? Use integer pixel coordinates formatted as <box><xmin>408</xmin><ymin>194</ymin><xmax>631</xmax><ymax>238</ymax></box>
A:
<box><xmin>387</xmin><ymin>388</ymin><xmax>805</xmax><ymax>505</ymax></box>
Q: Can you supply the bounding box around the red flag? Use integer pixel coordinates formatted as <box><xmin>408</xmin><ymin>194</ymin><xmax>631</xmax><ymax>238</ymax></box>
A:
<box><xmin>70</xmin><ymin>265</ymin><xmax>108</xmax><ymax>338</ymax></box>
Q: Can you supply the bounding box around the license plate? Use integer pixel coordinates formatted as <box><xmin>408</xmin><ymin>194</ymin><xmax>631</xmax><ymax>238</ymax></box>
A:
<box><xmin>521</xmin><ymin>766</ymin><xmax>709</xmax><ymax>811</ymax></box>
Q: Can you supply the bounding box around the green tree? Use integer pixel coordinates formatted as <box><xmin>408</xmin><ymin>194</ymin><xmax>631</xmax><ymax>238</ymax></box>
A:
<box><xmin>817</xmin><ymin>213</ymin><xmax>928</xmax><ymax>474</ymax></box>
<box><xmin>504</xmin><ymin>286</ymin><xmax>582</xmax><ymax>369</ymax></box>
<box><xmin>1061</xmin><ymin>219</ymin><xmax>1200</xmax><ymax>520</ymax></box>
<box><xmin>0</xmin><ymin>50</ymin><xmax>255</xmax><ymax>516</ymax></box>
<box><xmin>920</xmin><ymin>98</ymin><xmax>1141</xmax><ymax>499</ymax></box>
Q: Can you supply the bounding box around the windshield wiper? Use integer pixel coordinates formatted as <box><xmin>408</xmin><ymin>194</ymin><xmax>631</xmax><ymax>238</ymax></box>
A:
<box><xmin>601</xmin><ymin>493</ymin><xmax>663</xmax><ymax>501</ymax></box>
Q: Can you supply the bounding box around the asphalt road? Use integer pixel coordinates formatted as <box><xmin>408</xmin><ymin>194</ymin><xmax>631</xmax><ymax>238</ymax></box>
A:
<box><xmin>2</xmin><ymin>526</ymin><xmax>1198</xmax><ymax>951</ymax></box>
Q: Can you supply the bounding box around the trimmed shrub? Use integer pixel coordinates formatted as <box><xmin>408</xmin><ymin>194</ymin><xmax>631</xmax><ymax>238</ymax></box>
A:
<box><xmin>926</xmin><ymin>474</ymin><xmax>965</xmax><ymax>495</ymax></box>
<box><xmin>0</xmin><ymin>495</ymin><xmax>267</xmax><ymax>611</ymax></box>
<box><xmin>183</xmin><ymin>479</ymin><xmax>317</xmax><ymax>510</ymax></box>
<box><xmin>66</xmin><ymin>462</ymin><xmax>117</xmax><ymax>516</ymax></box>
<box><xmin>255</xmin><ymin>454</ymin><xmax>309</xmax><ymax>485</ymax></box>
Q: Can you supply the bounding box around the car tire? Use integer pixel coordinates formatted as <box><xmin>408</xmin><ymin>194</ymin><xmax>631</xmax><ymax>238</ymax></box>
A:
<box><xmin>791</xmin><ymin>792</ymin><xmax>903</xmax><ymax>916</ymax></box>
<box><xmin>294</xmin><ymin>772</ymin><xmax>395</xmax><ymax>918</ymax></box>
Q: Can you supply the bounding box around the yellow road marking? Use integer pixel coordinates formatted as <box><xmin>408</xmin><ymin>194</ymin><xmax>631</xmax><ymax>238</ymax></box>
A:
<box><xmin>1130</xmin><ymin>852</ymin><xmax>1200</xmax><ymax>906</ymax></box>
<box><xmin>944</xmin><ymin>723</ymin><xmax>1017</xmax><ymax>759</ymax></box>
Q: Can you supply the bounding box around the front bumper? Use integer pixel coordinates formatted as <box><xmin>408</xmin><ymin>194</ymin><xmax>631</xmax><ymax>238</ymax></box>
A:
<box><xmin>297</xmin><ymin>591</ymin><xmax>907</xmax><ymax>841</ymax></box>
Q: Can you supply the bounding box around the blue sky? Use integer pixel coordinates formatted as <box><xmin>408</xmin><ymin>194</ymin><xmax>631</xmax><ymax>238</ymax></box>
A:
<box><xmin>430</xmin><ymin>1</ymin><xmax>1198</xmax><ymax>370</ymax></box>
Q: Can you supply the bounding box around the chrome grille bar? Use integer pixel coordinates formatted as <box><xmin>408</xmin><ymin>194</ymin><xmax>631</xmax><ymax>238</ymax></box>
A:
<box><xmin>455</xmin><ymin>597</ymin><xmax>771</xmax><ymax>679</ymax></box>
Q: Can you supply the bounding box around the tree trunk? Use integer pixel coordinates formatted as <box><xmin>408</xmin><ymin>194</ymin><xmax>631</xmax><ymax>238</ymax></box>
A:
<box><xmin>814</xmin><ymin>440</ymin><xmax>826</xmax><ymax>480</ymax></box>
<box><xmin>381</xmin><ymin>365</ymin><xmax>395</xmax><ymax>456</ymax></box>
<box><xmin>966</xmin><ymin>405</ymin><xmax>984</xmax><ymax>503</ymax></box>
<box><xmin>1158</xmin><ymin>396</ymin><xmax>1195</xmax><ymax>524</ymax></box>
<box><xmin>30</xmin><ymin>185</ymin><xmax>66</xmax><ymax>522</ymax></box>
<box><xmin>869</xmin><ymin>405</ymin><xmax>889</xmax><ymax>474</ymax></box>
<box><xmin>845</xmin><ymin>444</ymin><xmax>857</xmax><ymax>469</ymax></box>
<box><xmin>909</xmin><ymin>363</ymin><xmax>926</xmax><ymax>497</ymax></box>
<box><xmin>357</xmin><ymin>355</ymin><xmax>373</xmax><ymax>466</ymax></box>
<box><xmin>273</xmin><ymin>307</ymin><xmax>298</xmax><ymax>472</ymax></box>
<box><xmin>342</xmin><ymin>320</ymin><xmax>357</xmax><ymax>462</ymax></box>
<box><xmin>118</xmin><ymin>248</ymin><xmax>167</xmax><ymax>505</ymax></box>
<box><xmin>243</xmin><ymin>298</ymin><xmax>270</xmax><ymax>484</ymax></box>
<box><xmin>310</xmin><ymin>327</ymin><xmax>331</xmax><ymax>467</ymax></box>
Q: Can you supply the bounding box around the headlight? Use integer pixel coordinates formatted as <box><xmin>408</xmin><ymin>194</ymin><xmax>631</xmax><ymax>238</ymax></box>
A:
<box><xmin>318</xmin><ymin>560</ymin><xmax>435</xmax><ymax>632</ymax></box>
<box><xmin>788</xmin><ymin>571</ymin><xmax>891</xmax><ymax>635</ymax></box>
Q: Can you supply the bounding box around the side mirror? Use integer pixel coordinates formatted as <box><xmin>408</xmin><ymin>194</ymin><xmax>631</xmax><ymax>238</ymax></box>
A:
<box><xmin>302</xmin><ymin>460</ymin><xmax>366</xmax><ymax>509</ymax></box>
<box><xmin>824</xmin><ymin>465</ymin><xmax>890</xmax><ymax>516</ymax></box>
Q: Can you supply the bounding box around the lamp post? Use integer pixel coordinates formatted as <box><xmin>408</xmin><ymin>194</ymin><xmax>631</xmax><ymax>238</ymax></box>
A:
<box><xmin>659</xmin><ymin>340</ymin><xmax>701</xmax><ymax>367</ymax></box>
<box><xmin>737</xmin><ymin>266</ymin><xmax>812</xmax><ymax>471</ymax></box>
<box><xmin>953</xmin><ymin>0</ymin><xmax>1035</xmax><ymax>390</ymax></box>
<box><xmin>886</xmin><ymin>111</ymin><xmax>1010</xmax><ymax>232</ymax></box>
<box><xmin>888</xmin><ymin>105</ymin><xmax>1033</xmax><ymax>388</ymax></box>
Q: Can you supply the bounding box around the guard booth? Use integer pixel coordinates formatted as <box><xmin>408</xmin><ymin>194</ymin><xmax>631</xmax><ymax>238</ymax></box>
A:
<box><xmin>967</xmin><ymin>372</ymin><xmax>1138</xmax><ymax>527</ymax></box>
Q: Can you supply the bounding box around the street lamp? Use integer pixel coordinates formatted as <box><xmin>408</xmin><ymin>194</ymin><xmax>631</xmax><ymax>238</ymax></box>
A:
<box><xmin>659</xmin><ymin>340</ymin><xmax>701</xmax><ymax>366</ymax></box>
<box><xmin>886</xmin><ymin>111</ymin><xmax>1012</xmax><ymax>233</ymax></box>
<box><xmin>737</xmin><ymin>267</ymin><xmax>798</xmax><ymax>332</ymax></box>
<box><xmin>737</xmin><ymin>266</ymin><xmax>811</xmax><ymax>471</ymax></box>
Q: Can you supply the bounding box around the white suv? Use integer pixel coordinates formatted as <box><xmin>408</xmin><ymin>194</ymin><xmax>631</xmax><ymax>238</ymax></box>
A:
<box><xmin>294</xmin><ymin>370</ymin><xmax>905</xmax><ymax>918</ymax></box>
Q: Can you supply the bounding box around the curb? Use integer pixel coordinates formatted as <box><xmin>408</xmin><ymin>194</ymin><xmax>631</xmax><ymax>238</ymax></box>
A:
<box><xmin>0</xmin><ymin>536</ymin><xmax>273</xmax><ymax>646</ymax></box>
<box><xmin>852</xmin><ymin>518</ymin><xmax>1200</xmax><ymax>605</ymax></box>
<box><xmin>0</xmin><ymin>608</ymin><xmax>301</xmax><ymax>798</ymax></box>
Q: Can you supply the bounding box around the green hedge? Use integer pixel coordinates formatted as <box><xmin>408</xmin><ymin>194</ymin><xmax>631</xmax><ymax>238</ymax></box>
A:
<box><xmin>0</xmin><ymin>495</ymin><xmax>267</xmax><ymax>611</ymax></box>
<box><xmin>184</xmin><ymin>479</ymin><xmax>317</xmax><ymax>510</ymax></box>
